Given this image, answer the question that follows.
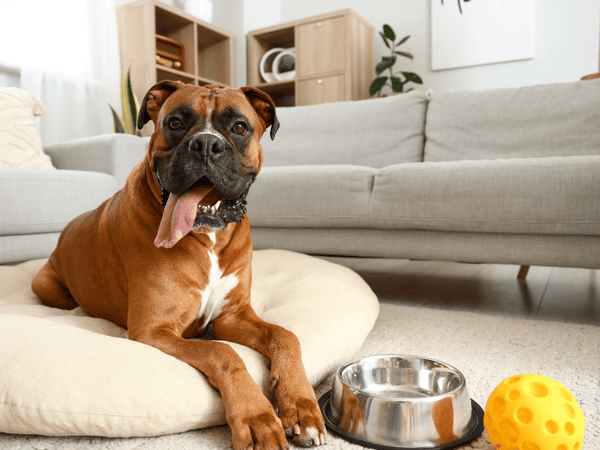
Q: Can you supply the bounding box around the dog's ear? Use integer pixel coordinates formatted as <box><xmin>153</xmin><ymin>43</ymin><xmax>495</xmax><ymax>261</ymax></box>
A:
<box><xmin>138</xmin><ymin>80</ymin><xmax>186</xmax><ymax>129</ymax></box>
<box><xmin>240</xmin><ymin>87</ymin><xmax>280</xmax><ymax>140</ymax></box>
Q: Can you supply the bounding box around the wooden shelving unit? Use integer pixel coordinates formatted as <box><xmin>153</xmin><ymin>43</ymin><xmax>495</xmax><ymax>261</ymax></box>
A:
<box><xmin>116</xmin><ymin>0</ymin><xmax>234</xmax><ymax>133</ymax></box>
<box><xmin>247</xmin><ymin>9</ymin><xmax>374</xmax><ymax>107</ymax></box>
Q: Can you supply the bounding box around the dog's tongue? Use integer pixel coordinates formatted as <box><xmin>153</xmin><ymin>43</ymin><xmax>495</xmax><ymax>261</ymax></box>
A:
<box><xmin>154</xmin><ymin>185</ymin><xmax>214</xmax><ymax>249</ymax></box>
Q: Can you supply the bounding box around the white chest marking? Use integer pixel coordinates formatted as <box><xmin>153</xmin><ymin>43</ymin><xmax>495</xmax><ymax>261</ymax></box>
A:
<box><xmin>196</xmin><ymin>245</ymin><xmax>238</xmax><ymax>325</ymax></box>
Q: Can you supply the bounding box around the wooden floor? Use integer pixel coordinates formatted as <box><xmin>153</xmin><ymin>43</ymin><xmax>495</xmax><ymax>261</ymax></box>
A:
<box><xmin>321</xmin><ymin>258</ymin><xmax>600</xmax><ymax>326</ymax></box>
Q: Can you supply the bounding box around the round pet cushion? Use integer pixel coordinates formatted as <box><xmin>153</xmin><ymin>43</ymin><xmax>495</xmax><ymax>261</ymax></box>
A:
<box><xmin>0</xmin><ymin>249</ymin><xmax>379</xmax><ymax>437</ymax></box>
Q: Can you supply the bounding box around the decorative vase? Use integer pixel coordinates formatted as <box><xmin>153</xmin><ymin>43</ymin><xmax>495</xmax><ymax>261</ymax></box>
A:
<box><xmin>259</xmin><ymin>48</ymin><xmax>296</xmax><ymax>84</ymax></box>
<box><xmin>259</xmin><ymin>48</ymin><xmax>285</xmax><ymax>83</ymax></box>
<box><xmin>272</xmin><ymin>48</ymin><xmax>296</xmax><ymax>82</ymax></box>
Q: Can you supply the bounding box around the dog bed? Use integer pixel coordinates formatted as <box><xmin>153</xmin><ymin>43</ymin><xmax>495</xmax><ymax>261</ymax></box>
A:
<box><xmin>0</xmin><ymin>249</ymin><xmax>379</xmax><ymax>437</ymax></box>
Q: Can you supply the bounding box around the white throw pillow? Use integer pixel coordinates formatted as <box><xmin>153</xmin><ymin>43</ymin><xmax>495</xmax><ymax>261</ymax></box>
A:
<box><xmin>0</xmin><ymin>87</ymin><xmax>54</xmax><ymax>169</ymax></box>
<box><xmin>0</xmin><ymin>249</ymin><xmax>379</xmax><ymax>437</ymax></box>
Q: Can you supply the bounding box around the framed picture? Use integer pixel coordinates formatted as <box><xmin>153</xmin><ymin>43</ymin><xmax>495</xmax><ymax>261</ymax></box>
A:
<box><xmin>431</xmin><ymin>0</ymin><xmax>535</xmax><ymax>71</ymax></box>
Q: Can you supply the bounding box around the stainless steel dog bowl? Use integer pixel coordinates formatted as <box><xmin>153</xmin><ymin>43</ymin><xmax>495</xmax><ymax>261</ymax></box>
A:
<box><xmin>319</xmin><ymin>355</ymin><xmax>484</xmax><ymax>449</ymax></box>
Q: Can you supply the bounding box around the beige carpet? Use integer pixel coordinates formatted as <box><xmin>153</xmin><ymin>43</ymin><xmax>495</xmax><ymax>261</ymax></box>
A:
<box><xmin>1</xmin><ymin>301</ymin><xmax>598</xmax><ymax>450</ymax></box>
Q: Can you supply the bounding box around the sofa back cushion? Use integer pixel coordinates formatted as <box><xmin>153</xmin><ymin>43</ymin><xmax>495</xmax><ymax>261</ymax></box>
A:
<box><xmin>424</xmin><ymin>79</ymin><xmax>600</xmax><ymax>162</ymax></box>
<box><xmin>260</xmin><ymin>91</ymin><xmax>428</xmax><ymax>168</ymax></box>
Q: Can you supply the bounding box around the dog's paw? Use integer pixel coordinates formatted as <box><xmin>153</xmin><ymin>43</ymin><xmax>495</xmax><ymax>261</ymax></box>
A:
<box><xmin>230</xmin><ymin>409</ymin><xmax>289</xmax><ymax>450</ymax></box>
<box><xmin>279</xmin><ymin>395</ymin><xmax>327</xmax><ymax>447</ymax></box>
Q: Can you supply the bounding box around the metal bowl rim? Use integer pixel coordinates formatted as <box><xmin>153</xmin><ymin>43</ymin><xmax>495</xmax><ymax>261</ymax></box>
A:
<box><xmin>336</xmin><ymin>354</ymin><xmax>467</xmax><ymax>400</ymax></box>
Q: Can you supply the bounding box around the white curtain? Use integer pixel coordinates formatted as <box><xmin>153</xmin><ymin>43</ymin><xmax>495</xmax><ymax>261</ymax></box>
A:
<box><xmin>0</xmin><ymin>0</ymin><xmax>121</xmax><ymax>145</ymax></box>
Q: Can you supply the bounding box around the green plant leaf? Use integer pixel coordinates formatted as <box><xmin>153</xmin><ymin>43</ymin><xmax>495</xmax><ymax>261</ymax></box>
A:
<box><xmin>396</xmin><ymin>35</ymin><xmax>410</xmax><ymax>47</ymax></box>
<box><xmin>379</xmin><ymin>31</ymin><xmax>391</xmax><ymax>49</ymax></box>
<box><xmin>109</xmin><ymin>104</ymin><xmax>126</xmax><ymax>134</ymax></box>
<box><xmin>120</xmin><ymin>73</ymin><xmax>132</xmax><ymax>134</ymax></box>
<box><xmin>127</xmin><ymin>70</ymin><xmax>139</xmax><ymax>131</ymax></box>
<box><xmin>122</xmin><ymin>67</ymin><xmax>139</xmax><ymax>135</ymax></box>
<box><xmin>383</xmin><ymin>24</ymin><xmax>395</xmax><ymax>41</ymax></box>
<box><xmin>391</xmin><ymin>77</ymin><xmax>404</xmax><ymax>93</ymax></box>
<box><xmin>402</xmin><ymin>72</ymin><xmax>423</xmax><ymax>84</ymax></box>
<box><xmin>376</xmin><ymin>57</ymin><xmax>396</xmax><ymax>74</ymax></box>
<box><xmin>369</xmin><ymin>77</ymin><xmax>388</xmax><ymax>96</ymax></box>
<box><xmin>395</xmin><ymin>50</ymin><xmax>414</xmax><ymax>59</ymax></box>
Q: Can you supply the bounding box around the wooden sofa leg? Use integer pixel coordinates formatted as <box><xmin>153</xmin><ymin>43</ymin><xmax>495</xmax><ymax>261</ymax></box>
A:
<box><xmin>517</xmin><ymin>265</ymin><xmax>530</xmax><ymax>280</ymax></box>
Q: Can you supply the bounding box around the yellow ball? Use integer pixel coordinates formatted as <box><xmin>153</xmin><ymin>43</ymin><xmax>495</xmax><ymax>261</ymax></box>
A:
<box><xmin>484</xmin><ymin>374</ymin><xmax>585</xmax><ymax>450</ymax></box>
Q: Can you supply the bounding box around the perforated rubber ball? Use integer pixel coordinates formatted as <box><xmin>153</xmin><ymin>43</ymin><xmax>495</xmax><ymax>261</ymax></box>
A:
<box><xmin>484</xmin><ymin>374</ymin><xmax>584</xmax><ymax>450</ymax></box>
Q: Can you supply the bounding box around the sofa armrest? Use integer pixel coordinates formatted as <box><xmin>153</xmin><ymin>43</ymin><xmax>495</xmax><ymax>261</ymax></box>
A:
<box><xmin>44</xmin><ymin>134</ymin><xmax>149</xmax><ymax>189</ymax></box>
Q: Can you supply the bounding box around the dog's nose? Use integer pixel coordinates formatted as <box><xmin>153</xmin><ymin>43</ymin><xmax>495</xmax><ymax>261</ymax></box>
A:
<box><xmin>189</xmin><ymin>133</ymin><xmax>225</xmax><ymax>157</ymax></box>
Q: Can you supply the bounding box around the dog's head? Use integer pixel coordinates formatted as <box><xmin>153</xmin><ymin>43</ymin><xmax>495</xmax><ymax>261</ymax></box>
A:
<box><xmin>138</xmin><ymin>81</ymin><xmax>279</xmax><ymax>248</ymax></box>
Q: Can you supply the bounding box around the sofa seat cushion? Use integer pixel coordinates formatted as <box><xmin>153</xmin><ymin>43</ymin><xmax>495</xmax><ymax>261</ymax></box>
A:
<box><xmin>425</xmin><ymin>78</ymin><xmax>600</xmax><ymax>162</ymax></box>
<box><xmin>247</xmin><ymin>165</ymin><xmax>376</xmax><ymax>228</ymax></box>
<box><xmin>260</xmin><ymin>91</ymin><xmax>428</xmax><ymax>168</ymax></box>
<box><xmin>369</xmin><ymin>155</ymin><xmax>600</xmax><ymax>235</ymax></box>
<box><xmin>0</xmin><ymin>168</ymin><xmax>118</xmax><ymax>235</ymax></box>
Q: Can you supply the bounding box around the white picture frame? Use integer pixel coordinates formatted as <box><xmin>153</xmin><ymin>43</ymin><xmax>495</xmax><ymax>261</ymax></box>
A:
<box><xmin>431</xmin><ymin>0</ymin><xmax>536</xmax><ymax>71</ymax></box>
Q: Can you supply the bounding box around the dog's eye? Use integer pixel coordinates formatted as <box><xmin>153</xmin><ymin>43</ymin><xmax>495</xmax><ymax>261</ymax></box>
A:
<box><xmin>232</xmin><ymin>123</ymin><xmax>247</xmax><ymax>135</ymax></box>
<box><xmin>168</xmin><ymin>119</ymin><xmax>183</xmax><ymax>131</ymax></box>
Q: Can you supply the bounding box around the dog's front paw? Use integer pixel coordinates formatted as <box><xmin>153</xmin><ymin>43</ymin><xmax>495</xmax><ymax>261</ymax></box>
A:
<box><xmin>277</xmin><ymin>389</ymin><xmax>326</xmax><ymax>447</ymax></box>
<box><xmin>230</xmin><ymin>407</ymin><xmax>289</xmax><ymax>450</ymax></box>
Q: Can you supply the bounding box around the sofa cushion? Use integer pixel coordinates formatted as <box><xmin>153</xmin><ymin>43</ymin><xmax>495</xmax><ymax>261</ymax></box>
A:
<box><xmin>247</xmin><ymin>165</ymin><xmax>375</xmax><ymax>228</ymax></box>
<box><xmin>0</xmin><ymin>168</ymin><xmax>118</xmax><ymax>235</ymax></box>
<box><xmin>260</xmin><ymin>91</ymin><xmax>428</xmax><ymax>168</ymax></box>
<box><xmin>425</xmin><ymin>79</ymin><xmax>600</xmax><ymax>161</ymax></box>
<box><xmin>368</xmin><ymin>155</ymin><xmax>600</xmax><ymax>235</ymax></box>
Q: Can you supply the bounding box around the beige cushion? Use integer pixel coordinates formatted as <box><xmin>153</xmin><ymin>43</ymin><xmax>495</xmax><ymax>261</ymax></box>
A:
<box><xmin>0</xmin><ymin>88</ymin><xmax>54</xmax><ymax>169</ymax></box>
<box><xmin>425</xmin><ymin>79</ymin><xmax>600</xmax><ymax>162</ymax></box>
<box><xmin>0</xmin><ymin>249</ymin><xmax>379</xmax><ymax>437</ymax></box>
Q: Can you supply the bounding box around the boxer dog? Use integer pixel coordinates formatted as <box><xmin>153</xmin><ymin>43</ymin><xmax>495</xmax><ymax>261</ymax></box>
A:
<box><xmin>32</xmin><ymin>81</ymin><xmax>326</xmax><ymax>449</ymax></box>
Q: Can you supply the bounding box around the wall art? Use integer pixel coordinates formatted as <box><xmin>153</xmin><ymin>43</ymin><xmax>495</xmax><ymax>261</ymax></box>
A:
<box><xmin>431</xmin><ymin>0</ymin><xmax>535</xmax><ymax>71</ymax></box>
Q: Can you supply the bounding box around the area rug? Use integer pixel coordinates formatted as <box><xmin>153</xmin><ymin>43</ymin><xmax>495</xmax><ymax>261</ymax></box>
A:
<box><xmin>1</xmin><ymin>300</ymin><xmax>598</xmax><ymax>449</ymax></box>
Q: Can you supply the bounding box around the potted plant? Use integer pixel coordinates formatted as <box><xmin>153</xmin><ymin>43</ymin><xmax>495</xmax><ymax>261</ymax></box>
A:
<box><xmin>370</xmin><ymin>24</ymin><xmax>423</xmax><ymax>97</ymax></box>
<box><xmin>109</xmin><ymin>67</ymin><xmax>142</xmax><ymax>136</ymax></box>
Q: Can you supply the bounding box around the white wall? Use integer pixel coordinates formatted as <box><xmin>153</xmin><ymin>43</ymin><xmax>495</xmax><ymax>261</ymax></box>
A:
<box><xmin>211</xmin><ymin>0</ymin><xmax>245</xmax><ymax>87</ymax></box>
<box><xmin>279</xmin><ymin>0</ymin><xmax>600</xmax><ymax>91</ymax></box>
<box><xmin>240</xmin><ymin>0</ymin><xmax>282</xmax><ymax>87</ymax></box>
<box><xmin>0</xmin><ymin>64</ymin><xmax>20</xmax><ymax>88</ymax></box>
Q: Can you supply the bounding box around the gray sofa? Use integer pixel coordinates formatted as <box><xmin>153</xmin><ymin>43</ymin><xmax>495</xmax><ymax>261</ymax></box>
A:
<box><xmin>248</xmin><ymin>78</ymin><xmax>600</xmax><ymax>269</ymax></box>
<box><xmin>2</xmin><ymin>79</ymin><xmax>599</xmax><ymax>270</ymax></box>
